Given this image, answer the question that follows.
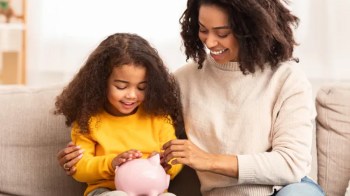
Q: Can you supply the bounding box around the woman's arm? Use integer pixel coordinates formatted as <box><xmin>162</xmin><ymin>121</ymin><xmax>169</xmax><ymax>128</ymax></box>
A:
<box><xmin>162</xmin><ymin>139</ymin><xmax>238</xmax><ymax>178</ymax></box>
<box><xmin>57</xmin><ymin>141</ymin><xmax>83</xmax><ymax>175</ymax></box>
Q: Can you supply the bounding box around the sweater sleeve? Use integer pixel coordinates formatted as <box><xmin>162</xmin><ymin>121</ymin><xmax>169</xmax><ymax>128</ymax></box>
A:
<box><xmin>238</xmin><ymin>68</ymin><xmax>314</xmax><ymax>185</ymax></box>
<box><xmin>71</xmin><ymin>125</ymin><xmax>115</xmax><ymax>183</ymax></box>
<box><xmin>159</xmin><ymin>117</ymin><xmax>183</xmax><ymax>180</ymax></box>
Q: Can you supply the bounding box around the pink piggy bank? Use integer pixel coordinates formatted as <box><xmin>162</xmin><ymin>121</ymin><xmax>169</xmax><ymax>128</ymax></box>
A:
<box><xmin>115</xmin><ymin>154</ymin><xmax>170</xmax><ymax>196</ymax></box>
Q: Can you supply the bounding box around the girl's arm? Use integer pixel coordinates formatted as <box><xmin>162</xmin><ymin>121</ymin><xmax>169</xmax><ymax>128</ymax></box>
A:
<box><xmin>71</xmin><ymin>129</ymin><xmax>116</xmax><ymax>183</ymax></box>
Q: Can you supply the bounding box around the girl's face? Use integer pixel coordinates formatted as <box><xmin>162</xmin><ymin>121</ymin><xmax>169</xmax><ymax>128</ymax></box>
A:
<box><xmin>105</xmin><ymin>64</ymin><xmax>147</xmax><ymax>116</ymax></box>
<box><xmin>198</xmin><ymin>4</ymin><xmax>239</xmax><ymax>64</ymax></box>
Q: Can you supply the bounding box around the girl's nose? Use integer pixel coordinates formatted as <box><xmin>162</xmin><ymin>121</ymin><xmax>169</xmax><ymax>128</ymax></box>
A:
<box><xmin>126</xmin><ymin>89</ymin><xmax>137</xmax><ymax>99</ymax></box>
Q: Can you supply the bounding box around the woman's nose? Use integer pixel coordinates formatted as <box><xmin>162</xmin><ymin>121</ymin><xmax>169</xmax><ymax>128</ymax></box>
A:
<box><xmin>204</xmin><ymin>33</ymin><xmax>218</xmax><ymax>48</ymax></box>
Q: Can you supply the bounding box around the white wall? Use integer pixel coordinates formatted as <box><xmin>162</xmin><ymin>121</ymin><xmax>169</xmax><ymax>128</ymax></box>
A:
<box><xmin>25</xmin><ymin>0</ymin><xmax>350</xmax><ymax>86</ymax></box>
<box><xmin>26</xmin><ymin>0</ymin><xmax>188</xmax><ymax>85</ymax></box>
<box><xmin>292</xmin><ymin>0</ymin><xmax>350</xmax><ymax>80</ymax></box>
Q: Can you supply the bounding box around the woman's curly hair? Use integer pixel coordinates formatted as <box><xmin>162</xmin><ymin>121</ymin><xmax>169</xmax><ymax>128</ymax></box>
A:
<box><xmin>55</xmin><ymin>33</ymin><xmax>184</xmax><ymax>137</ymax></box>
<box><xmin>180</xmin><ymin>0</ymin><xmax>299</xmax><ymax>73</ymax></box>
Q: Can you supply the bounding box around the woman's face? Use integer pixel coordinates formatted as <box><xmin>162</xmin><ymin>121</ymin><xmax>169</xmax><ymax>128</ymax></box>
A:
<box><xmin>105</xmin><ymin>64</ymin><xmax>147</xmax><ymax>116</ymax></box>
<box><xmin>198</xmin><ymin>4</ymin><xmax>239</xmax><ymax>64</ymax></box>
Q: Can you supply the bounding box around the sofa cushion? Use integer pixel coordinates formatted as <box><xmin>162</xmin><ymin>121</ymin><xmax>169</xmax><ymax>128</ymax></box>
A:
<box><xmin>0</xmin><ymin>85</ymin><xmax>85</xmax><ymax>196</ymax></box>
<box><xmin>316</xmin><ymin>83</ymin><xmax>350</xmax><ymax>196</ymax></box>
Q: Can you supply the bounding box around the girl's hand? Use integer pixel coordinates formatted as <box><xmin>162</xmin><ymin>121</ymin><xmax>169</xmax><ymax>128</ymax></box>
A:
<box><xmin>112</xmin><ymin>149</ymin><xmax>142</xmax><ymax>169</ymax></box>
<box><xmin>57</xmin><ymin>141</ymin><xmax>84</xmax><ymax>176</ymax></box>
<box><xmin>162</xmin><ymin>139</ymin><xmax>213</xmax><ymax>172</ymax></box>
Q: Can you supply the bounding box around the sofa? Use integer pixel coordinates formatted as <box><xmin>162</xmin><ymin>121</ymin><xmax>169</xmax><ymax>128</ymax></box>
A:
<box><xmin>0</xmin><ymin>83</ymin><xmax>349</xmax><ymax>196</ymax></box>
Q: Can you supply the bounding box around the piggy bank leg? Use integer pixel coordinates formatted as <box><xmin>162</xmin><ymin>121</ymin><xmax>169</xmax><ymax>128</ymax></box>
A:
<box><xmin>146</xmin><ymin>190</ymin><xmax>161</xmax><ymax>196</ymax></box>
<box><xmin>98</xmin><ymin>190</ymin><xmax>128</xmax><ymax>196</ymax></box>
<box><xmin>124</xmin><ymin>191</ymin><xmax>136</xmax><ymax>196</ymax></box>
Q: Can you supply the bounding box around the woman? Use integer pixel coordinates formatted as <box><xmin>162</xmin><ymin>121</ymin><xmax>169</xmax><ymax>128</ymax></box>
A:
<box><xmin>58</xmin><ymin>0</ymin><xmax>324</xmax><ymax>195</ymax></box>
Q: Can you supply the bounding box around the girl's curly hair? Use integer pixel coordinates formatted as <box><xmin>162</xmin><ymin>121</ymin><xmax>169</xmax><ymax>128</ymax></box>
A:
<box><xmin>180</xmin><ymin>0</ymin><xmax>299</xmax><ymax>73</ymax></box>
<box><xmin>54</xmin><ymin>33</ymin><xmax>184</xmax><ymax>137</ymax></box>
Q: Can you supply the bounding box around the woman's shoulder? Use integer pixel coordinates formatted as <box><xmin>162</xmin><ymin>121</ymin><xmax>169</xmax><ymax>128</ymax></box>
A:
<box><xmin>273</xmin><ymin>60</ymin><xmax>309</xmax><ymax>82</ymax></box>
<box><xmin>270</xmin><ymin>60</ymin><xmax>312</xmax><ymax>93</ymax></box>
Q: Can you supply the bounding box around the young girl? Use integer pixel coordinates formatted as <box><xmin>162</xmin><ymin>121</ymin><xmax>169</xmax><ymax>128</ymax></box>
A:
<box><xmin>54</xmin><ymin>33</ymin><xmax>183</xmax><ymax>196</ymax></box>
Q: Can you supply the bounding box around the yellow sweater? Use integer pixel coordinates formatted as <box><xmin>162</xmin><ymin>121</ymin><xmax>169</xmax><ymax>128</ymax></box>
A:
<box><xmin>71</xmin><ymin>108</ymin><xmax>182</xmax><ymax>195</ymax></box>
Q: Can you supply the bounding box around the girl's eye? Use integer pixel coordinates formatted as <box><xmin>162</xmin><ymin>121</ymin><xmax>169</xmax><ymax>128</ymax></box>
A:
<box><xmin>138</xmin><ymin>85</ymin><xmax>147</xmax><ymax>91</ymax></box>
<box><xmin>115</xmin><ymin>86</ymin><xmax>126</xmax><ymax>90</ymax></box>
<box><xmin>218</xmin><ymin>34</ymin><xmax>229</xmax><ymax>38</ymax></box>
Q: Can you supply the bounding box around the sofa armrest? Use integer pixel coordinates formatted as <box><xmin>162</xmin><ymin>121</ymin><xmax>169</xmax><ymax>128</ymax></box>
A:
<box><xmin>0</xmin><ymin>85</ymin><xmax>86</xmax><ymax>195</ymax></box>
<box><xmin>316</xmin><ymin>82</ymin><xmax>350</xmax><ymax>196</ymax></box>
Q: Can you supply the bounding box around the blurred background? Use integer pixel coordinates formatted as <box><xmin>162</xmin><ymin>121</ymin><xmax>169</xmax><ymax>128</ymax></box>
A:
<box><xmin>0</xmin><ymin>0</ymin><xmax>349</xmax><ymax>88</ymax></box>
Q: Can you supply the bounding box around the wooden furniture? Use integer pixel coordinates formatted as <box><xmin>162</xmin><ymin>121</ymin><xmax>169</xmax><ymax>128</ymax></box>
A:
<box><xmin>0</xmin><ymin>0</ymin><xmax>26</xmax><ymax>84</ymax></box>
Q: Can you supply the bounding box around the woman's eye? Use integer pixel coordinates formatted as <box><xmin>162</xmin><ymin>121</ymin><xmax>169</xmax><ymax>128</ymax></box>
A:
<box><xmin>199</xmin><ymin>28</ymin><xmax>207</xmax><ymax>33</ymax></box>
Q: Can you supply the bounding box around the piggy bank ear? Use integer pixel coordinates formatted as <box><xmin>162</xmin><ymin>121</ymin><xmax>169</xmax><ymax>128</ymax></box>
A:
<box><xmin>149</xmin><ymin>153</ymin><xmax>160</xmax><ymax>165</ymax></box>
<box><xmin>115</xmin><ymin>166</ymin><xmax>119</xmax><ymax>173</ymax></box>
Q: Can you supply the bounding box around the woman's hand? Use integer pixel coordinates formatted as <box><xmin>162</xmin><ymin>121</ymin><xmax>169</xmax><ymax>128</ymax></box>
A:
<box><xmin>57</xmin><ymin>142</ymin><xmax>84</xmax><ymax>176</ymax></box>
<box><xmin>112</xmin><ymin>149</ymin><xmax>142</xmax><ymax>169</ymax></box>
<box><xmin>162</xmin><ymin>139</ymin><xmax>214</xmax><ymax>172</ymax></box>
<box><xmin>163</xmin><ymin>139</ymin><xmax>238</xmax><ymax>177</ymax></box>
<box><xmin>160</xmin><ymin>153</ymin><xmax>172</xmax><ymax>172</ymax></box>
